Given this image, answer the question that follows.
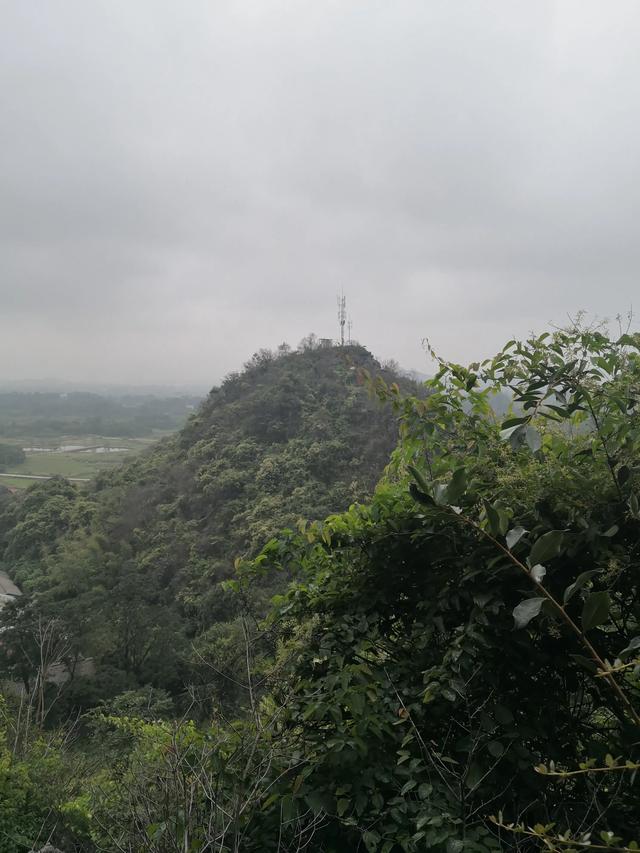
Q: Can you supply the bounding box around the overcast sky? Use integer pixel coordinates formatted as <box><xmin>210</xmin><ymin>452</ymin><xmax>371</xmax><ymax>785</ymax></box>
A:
<box><xmin>1</xmin><ymin>1</ymin><xmax>639</xmax><ymax>387</ymax></box>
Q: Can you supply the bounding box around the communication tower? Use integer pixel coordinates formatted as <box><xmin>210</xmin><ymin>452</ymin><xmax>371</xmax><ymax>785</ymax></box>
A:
<box><xmin>337</xmin><ymin>293</ymin><xmax>347</xmax><ymax>346</ymax></box>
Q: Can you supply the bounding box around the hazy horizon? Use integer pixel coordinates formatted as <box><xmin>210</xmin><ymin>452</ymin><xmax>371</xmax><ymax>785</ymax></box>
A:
<box><xmin>0</xmin><ymin>376</ymin><xmax>211</xmax><ymax>395</ymax></box>
<box><xmin>0</xmin><ymin>336</ymin><xmax>424</xmax><ymax>393</ymax></box>
<box><xmin>2</xmin><ymin>1</ymin><xmax>639</xmax><ymax>386</ymax></box>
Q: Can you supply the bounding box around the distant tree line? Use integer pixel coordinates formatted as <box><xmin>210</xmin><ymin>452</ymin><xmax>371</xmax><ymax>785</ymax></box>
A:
<box><xmin>0</xmin><ymin>391</ymin><xmax>201</xmax><ymax>438</ymax></box>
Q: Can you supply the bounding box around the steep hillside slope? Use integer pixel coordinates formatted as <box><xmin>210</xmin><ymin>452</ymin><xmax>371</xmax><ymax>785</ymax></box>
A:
<box><xmin>0</xmin><ymin>342</ymin><xmax>413</xmax><ymax>708</ymax></box>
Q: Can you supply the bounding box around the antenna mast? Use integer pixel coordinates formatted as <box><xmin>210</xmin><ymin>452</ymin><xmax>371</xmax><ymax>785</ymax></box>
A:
<box><xmin>337</xmin><ymin>292</ymin><xmax>347</xmax><ymax>346</ymax></box>
<box><xmin>347</xmin><ymin>316</ymin><xmax>353</xmax><ymax>344</ymax></box>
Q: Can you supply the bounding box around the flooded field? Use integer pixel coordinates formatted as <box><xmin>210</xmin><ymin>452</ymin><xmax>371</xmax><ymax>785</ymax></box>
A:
<box><xmin>0</xmin><ymin>434</ymin><xmax>164</xmax><ymax>488</ymax></box>
<box><xmin>24</xmin><ymin>444</ymin><xmax>131</xmax><ymax>453</ymax></box>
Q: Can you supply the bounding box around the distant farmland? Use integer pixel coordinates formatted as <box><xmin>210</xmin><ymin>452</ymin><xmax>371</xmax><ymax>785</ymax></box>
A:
<box><xmin>0</xmin><ymin>436</ymin><xmax>159</xmax><ymax>488</ymax></box>
<box><xmin>0</xmin><ymin>391</ymin><xmax>201</xmax><ymax>488</ymax></box>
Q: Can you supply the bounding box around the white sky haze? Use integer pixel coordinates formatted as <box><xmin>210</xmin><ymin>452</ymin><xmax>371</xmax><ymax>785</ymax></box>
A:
<box><xmin>1</xmin><ymin>1</ymin><xmax>638</xmax><ymax>385</ymax></box>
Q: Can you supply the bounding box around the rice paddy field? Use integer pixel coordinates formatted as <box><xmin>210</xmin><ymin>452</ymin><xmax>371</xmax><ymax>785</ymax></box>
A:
<box><xmin>0</xmin><ymin>390</ymin><xmax>202</xmax><ymax>490</ymax></box>
<box><xmin>0</xmin><ymin>434</ymin><xmax>165</xmax><ymax>489</ymax></box>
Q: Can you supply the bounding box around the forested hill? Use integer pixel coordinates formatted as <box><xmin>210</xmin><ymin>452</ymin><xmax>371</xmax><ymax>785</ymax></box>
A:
<box><xmin>0</xmin><ymin>329</ymin><xmax>638</xmax><ymax>852</ymax></box>
<box><xmin>0</xmin><ymin>340</ymin><xmax>414</xmax><ymax>708</ymax></box>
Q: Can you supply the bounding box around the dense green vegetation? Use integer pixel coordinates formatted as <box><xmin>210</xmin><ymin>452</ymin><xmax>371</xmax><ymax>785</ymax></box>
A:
<box><xmin>0</xmin><ymin>342</ymin><xmax>412</xmax><ymax>714</ymax></box>
<box><xmin>0</xmin><ymin>329</ymin><xmax>638</xmax><ymax>852</ymax></box>
<box><xmin>0</xmin><ymin>443</ymin><xmax>25</xmax><ymax>471</ymax></box>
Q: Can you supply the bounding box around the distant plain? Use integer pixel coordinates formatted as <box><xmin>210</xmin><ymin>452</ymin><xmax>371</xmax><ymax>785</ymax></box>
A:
<box><xmin>0</xmin><ymin>435</ymin><xmax>163</xmax><ymax>488</ymax></box>
<box><xmin>0</xmin><ymin>391</ymin><xmax>200</xmax><ymax>489</ymax></box>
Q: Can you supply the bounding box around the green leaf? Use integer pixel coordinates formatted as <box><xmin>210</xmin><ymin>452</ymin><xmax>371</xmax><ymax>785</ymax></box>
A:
<box><xmin>408</xmin><ymin>465</ymin><xmax>431</xmax><ymax>494</ymax></box>
<box><xmin>262</xmin><ymin>793</ymin><xmax>280</xmax><ymax>810</ymax></box>
<box><xmin>513</xmin><ymin>597</ymin><xmax>545</xmax><ymax>629</ymax></box>
<box><xmin>563</xmin><ymin>570</ymin><xmax>599</xmax><ymax>604</ymax></box>
<box><xmin>445</xmin><ymin>468</ymin><xmax>467</xmax><ymax>504</ymax></box>
<box><xmin>434</xmin><ymin>482</ymin><xmax>449</xmax><ymax>505</ymax></box>
<box><xmin>528</xmin><ymin>530</ymin><xmax>563</xmax><ymax>567</ymax></box>
<box><xmin>506</xmin><ymin>526</ymin><xmax>526</xmax><ymax>549</ymax></box>
<box><xmin>487</xmin><ymin>740</ymin><xmax>505</xmax><ymax>758</ymax></box>
<box><xmin>281</xmin><ymin>794</ymin><xmax>296</xmax><ymax>823</ymax></box>
<box><xmin>574</xmin><ymin>447</ymin><xmax>593</xmax><ymax>458</ymax></box>
<box><xmin>363</xmin><ymin>830</ymin><xmax>381</xmax><ymax>851</ymax></box>
<box><xmin>581</xmin><ymin>591</ymin><xmax>610</xmax><ymax>632</ymax></box>
<box><xmin>525</xmin><ymin>426</ymin><xmax>541</xmax><ymax>453</ymax></box>
<box><xmin>337</xmin><ymin>798</ymin><xmax>350</xmax><ymax>816</ymax></box>
<box><xmin>618</xmin><ymin>332</ymin><xmax>640</xmax><ymax>349</ymax></box>
<box><xmin>530</xmin><ymin>564</ymin><xmax>546</xmax><ymax>583</ymax></box>
<box><xmin>401</xmin><ymin>779</ymin><xmax>417</xmax><ymax>796</ymax></box>
<box><xmin>465</xmin><ymin>761</ymin><xmax>484</xmax><ymax>790</ymax></box>
<box><xmin>305</xmin><ymin>790</ymin><xmax>330</xmax><ymax>815</ymax></box>
<box><xmin>496</xmin><ymin>507</ymin><xmax>510</xmax><ymax>536</ymax></box>
<box><xmin>546</xmin><ymin>403</ymin><xmax>571</xmax><ymax>418</ymax></box>
<box><xmin>348</xmin><ymin>692</ymin><xmax>364</xmax><ymax>716</ymax></box>
<box><xmin>617</xmin><ymin>465</ymin><xmax>631</xmax><ymax>486</ymax></box>
<box><xmin>409</xmin><ymin>483</ymin><xmax>434</xmax><ymax>507</ymax></box>
<box><xmin>146</xmin><ymin>822</ymin><xmax>167</xmax><ymax>841</ymax></box>
<box><xmin>494</xmin><ymin>704</ymin><xmax>513</xmax><ymax>724</ymax></box>
<box><xmin>500</xmin><ymin>416</ymin><xmax>528</xmax><ymax>430</ymax></box>
<box><xmin>619</xmin><ymin>636</ymin><xmax>640</xmax><ymax>660</ymax></box>
<box><xmin>500</xmin><ymin>424</ymin><xmax>524</xmax><ymax>442</ymax></box>
<box><xmin>570</xmin><ymin>654</ymin><xmax>598</xmax><ymax>674</ymax></box>
<box><xmin>484</xmin><ymin>501</ymin><xmax>502</xmax><ymax>536</ymax></box>
<box><xmin>507</xmin><ymin>424</ymin><xmax>528</xmax><ymax>449</ymax></box>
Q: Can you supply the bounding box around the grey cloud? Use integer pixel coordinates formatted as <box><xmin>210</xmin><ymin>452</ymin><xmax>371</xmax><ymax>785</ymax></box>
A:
<box><xmin>0</xmin><ymin>0</ymin><xmax>638</xmax><ymax>384</ymax></box>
